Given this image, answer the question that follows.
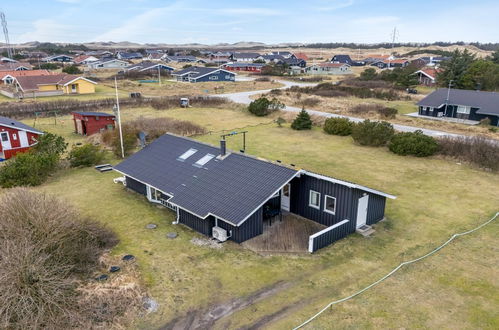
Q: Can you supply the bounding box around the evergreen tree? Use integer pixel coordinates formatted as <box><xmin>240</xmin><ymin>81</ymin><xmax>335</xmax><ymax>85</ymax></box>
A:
<box><xmin>461</xmin><ymin>60</ymin><xmax>499</xmax><ymax>91</ymax></box>
<box><xmin>489</xmin><ymin>49</ymin><xmax>499</xmax><ymax>65</ymax></box>
<box><xmin>291</xmin><ymin>108</ymin><xmax>312</xmax><ymax>130</ymax></box>
<box><xmin>437</xmin><ymin>49</ymin><xmax>476</xmax><ymax>89</ymax></box>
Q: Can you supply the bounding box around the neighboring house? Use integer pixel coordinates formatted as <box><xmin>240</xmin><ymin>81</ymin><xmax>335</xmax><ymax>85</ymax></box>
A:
<box><xmin>371</xmin><ymin>59</ymin><xmax>409</xmax><ymax>69</ymax></box>
<box><xmin>85</xmin><ymin>50</ymin><xmax>113</xmax><ymax>57</ymax></box>
<box><xmin>417</xmin><ymin>88</ymin><xmax>499</xmax><ymax>125</ymax></box>
<box><xmin>10</xmin><ymin>74</ymin><xmax>97</xmax><ymax>98</ymax></box>
<box><xmin>0</xmin><ymin>70</ymin><xmax>52</xmax><ymax>85</ymax></box>
<box><xmin>414</xmin><ymin>68</ymin><xmax>439</xmax><ymax>86</ymax></box>
<box><xmin>73</xmin><ymin>55</ymin><xmax>99</xmax><ymax>65</ymax></box>
<box><xmin>125</xmin><ymin>61</ymin><xmax>174</xmax><ymax>73</ymax></box>
<box><xmin>0</xmin><ymin>62</ymin><xmax>33</xmax><ymax>71</ymax></box>
<box><xmin>362</xmin><ymin>54</ymin><xmax>393</xmax><ymax>64</ymax></box>
<box><xmin>145</xmin><ymin>49</ymin><xmax>164</xmax><ymax>55</ymax></box>
<box><xmin>164</xmin><ymin>55</ymin><xmax>198</xmax><ymax>63</ymax></box>
<box><xmin>72</xmin><ymin>112</ymin><xmax>116</xmax><ymax>136</ymax></box>
<box><xmin>172</xmin><ymin>66</ymin><xmax>236</xmax><ymax>83</ymax></box>
<box><xmin>222</xmin><ymin>62</ymin><xmax>266</xmax><ymax>73</ymax></box>
<box><xmin>210</xmin><ymin>52</ymin><xmax>232</xmax><ymax>64</ymax></box>
<box><xmin>42</xmin><ymin>54</ymin><xmax>74</xmax><ymax>63</ymax></box>
<box><xmin>0</xmin><ymin>116</ymin><xmax>43</xmax><ymax>160</ymax></box>
<box><xmin>331</xmin><ymin>55</ymin><xmax>355</xmax><ymax>65</ymax></box>
<box><xmin>230</xmin><ymin>52</ymin><xmax>261</xmax><ymax>62</ymax></box>
<box><xmin>147</xmin><ymin>53</ymin><xmax>168</xmax><ymax>61</ymax></box>
<box><xmin>87</xmin><ymin>59</ymin><xmax>129</xmax><ymax>69</ymax></box>
<box><xmin>295</xmin><ymin>52</ymin><xmax>309</xmax><ymax>61</ymax></box>
<box><xmin>117</xmin><ymin>52</ymin><xmax>143</xmax><ymax>60</ymax></box>
<box><xmin>418</xmin><ymin>56</ymin><xmax>450</xmax><ymax>67</ymax></box>
<box><xmin>284</xmin><ymin>58</ymin><xmax>307</xmax><ymax>68</ymax></box>
<box><xmin>0</xmin><ymin>57</ymin><xmax>16</xmax><ymax>63</ymax></box>
<box><xmin>258</xmin><ymin>54</ymin><xmax>285</xmax><ymax>64</ymax></box>
<box><xmin>268</xmin><ymin>51</ymin><xmax>295</xmax><ymax>59</ymax></box>
<box><xmin>305</xmin><ymin>63</ymin><xmax>352</xmax><ymax>75</ymax></box>
<box><xmin>113</xmin><ymin>134</ymin><xmax>395</xmax><ymax>252</ymax></box>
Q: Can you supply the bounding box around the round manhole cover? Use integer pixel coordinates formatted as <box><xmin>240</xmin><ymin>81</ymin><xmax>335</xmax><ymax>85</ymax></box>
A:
<box><xmin>146</xmin><ymin>224</ymin><xmax>157</xmax><ymax>229</ymax></box>
<box><xmin>166</xmin><ymin>232</ymin><xmax>178</xmax><ymax>239</ymax></box>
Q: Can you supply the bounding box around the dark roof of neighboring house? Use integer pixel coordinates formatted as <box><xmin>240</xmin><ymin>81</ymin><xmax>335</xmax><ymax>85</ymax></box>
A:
<box><xmin>114</xmin><ymin>134</ymin><xmax>298</xmax><ymax>226</ymax></box>
<box><xmin>283</xmin><ymin>58</ymin><xmax>305</xmax><ymax>66</ymax></box>
<box><xmin>0</xmin><ymin>62</ymin><xmax>33</xmax><ymax>71</ymax></box>
<box><xmin>260</xmin><ymin>54</ymin><xmax>285</xmax><ymax>61</ymax></box>
<box><xmin>224</xmin><ymin>62</ymin><xmax>266</xmax><ymax>68</ymax></box>
<box><xmin>331</xmin><ymin>55</ymin><xmax>353</xmax><ymax>63</ymax></box>
<box><xmin>172</xmin><ymin>66</ymin><xmax>234</xmax><ymax>79</ymax></box>
<box><xmin>166</xmin><ymin>55</ymin><xmax>197</xmax><ymax>61</ymax></box>
<box><xmin>0</xmin><ymin>116</ymin><xmax>43</xmax><ymax>134</ymax></box>
<box><xmin>232</xmin><ymin>52</ymin><xmax>261</xmax><ymax>58</ymax></box>
<box><xmin>118</xmin><ymin>52</ymin><xmax>143</xmax><ymax>59</ymax></box>
<box><xmin>72</xmin><ymin>111</ymin><xmax>115</xmax><ymax>117</ymax></box>
<box><xmin>269</xmin><ymin>51</ymin><xmax>293</xmax><ymax>56</ymax></box>
<box><xmin>126</xmin><ymin>61</ymin><xmax>174</xmax><ymax>71</ymax></box>
<box><xmin>417</xmin><ymin>88</ymin><xmax>499</xmax><ymax>116</ymax></box>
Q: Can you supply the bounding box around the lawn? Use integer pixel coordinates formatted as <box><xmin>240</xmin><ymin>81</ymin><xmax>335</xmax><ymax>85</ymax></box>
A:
<box><xmin>16</xmin><ymin>107</ymin><xmax>499</xmax><ymax>329</ymax></box>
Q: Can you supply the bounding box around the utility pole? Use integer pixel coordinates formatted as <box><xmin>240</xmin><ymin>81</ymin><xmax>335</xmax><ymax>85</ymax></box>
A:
<box><xmin>158</xmin><ymin>65</ymin><xmax>161</xmax><ymax>86</ymax></box>
<box><xmin>444</xmin><ymin>79</ymin><xmax>453</xmax><ymax>117</ymax></box>
<box><xmin>388</xmin><ymin>26</ymin><xmax>398</xmax><ymax>69</ymax></box>
<box><xmin>0</xmin><ymin>11</ymin><xmax>13</xmax><ymax>59</ymax></box>
<box><xmin>114</xmin><ymin>77</ymin><xmax>125</xmax><ymax>158</ymax></box>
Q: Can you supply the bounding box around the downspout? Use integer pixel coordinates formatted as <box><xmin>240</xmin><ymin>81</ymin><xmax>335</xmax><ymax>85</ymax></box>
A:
<box><xmin>172</xmin><ymin>207</ymin><xmax>180</xmax><ymax>225</ymax></box>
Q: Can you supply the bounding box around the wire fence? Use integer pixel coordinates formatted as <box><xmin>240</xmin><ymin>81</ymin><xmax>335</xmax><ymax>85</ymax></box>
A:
<box><xmin>293</xmin><ymin>211</ymin><xmax>499</xmax><ymax>329</ymax></box>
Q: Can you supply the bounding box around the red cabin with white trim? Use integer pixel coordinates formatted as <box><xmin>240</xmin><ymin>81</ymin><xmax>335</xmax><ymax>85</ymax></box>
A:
<box><xmin>72</xmin><ymin>111</ymin><xmax>116</xmax><ymax>136</ymax></box>
<box><xmin>0</xmin><ymin>116</ymin><xmax>43</xmax><ymax>160</ymax></box>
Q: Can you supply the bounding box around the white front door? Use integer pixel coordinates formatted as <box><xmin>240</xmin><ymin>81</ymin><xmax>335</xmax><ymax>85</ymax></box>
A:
<box><xmin>18</xmin><ymin>131</ymin><xmax>29</xmax><ymax>147</ymax></box>
<box><xmin>356</xmin><ymin>195</ymin><xmax>369</xmax><ymax>228</ymax></box>
<box><xmin>0</xmin><ymin>132</ymin><xmax>11</xmax><ymax>150</ymax></box>
<box><xmin>281</xmin><ymin>184</ymin><xmax>291</xmax><ymax>211</ymax></box>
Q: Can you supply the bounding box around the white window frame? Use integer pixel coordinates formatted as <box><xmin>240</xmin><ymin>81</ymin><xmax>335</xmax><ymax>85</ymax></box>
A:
<box><xmin>456</xmin><ymin>105</ymin><xmax>470</xmax><ymax>114</ymax></box>
<box><xmin>324</xmin><ymin>195</ymin><xmax>336</xmax><ymax>215</ymax></box>
<box><xmin>178</xmin><ymin>148</ymin><xmax>198</xmax><ymax>161</ymax></box>
<box><xmin>309</xmin><ymin>190</ymin><xmax>320</xmax><ymax>209</ymax></box>
<box><xmin>1</xmin><ymin>132</ymin><xmax>9</xmax><ymax>142</ymax></box>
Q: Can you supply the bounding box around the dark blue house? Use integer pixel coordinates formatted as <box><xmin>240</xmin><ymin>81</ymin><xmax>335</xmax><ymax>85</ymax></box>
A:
<box><xmin>113</xmin><ymin>134</ymin><xmax>395</xmax><ymax>252</ymax></box>
<box><xmin>417</xmin><ymin>88</ymin><xmax>499</xmax><ymax>126</ymax></box>
<box><xmin>172</xmin><ymin>66</ymin><xmax>236</xmax><ymax>83</ymax></box>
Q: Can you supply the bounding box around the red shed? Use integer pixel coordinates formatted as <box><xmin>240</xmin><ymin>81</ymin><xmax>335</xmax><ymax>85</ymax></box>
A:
<box><xmin>72</xmin><ymin>111</ymin><xmax>116</xmax><ymax>136</ymax></box>
<box><xmin>0</xmin><ymin>116</ymin><xmax>43</xmax><ymax>160</ymax></box>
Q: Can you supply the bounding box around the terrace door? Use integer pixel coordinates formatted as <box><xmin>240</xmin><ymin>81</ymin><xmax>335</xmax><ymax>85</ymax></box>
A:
<box><xmin>0</xmin><ymin>132</ymin><xmax>11</xmax><ymax>150</ymax></box>
<box><xmin>356</xmin><ymin>195</ymin><xmax>369</xmax><ymax>228</ymax></box>
<box><xmin>18</xmin><ymin>131</ymin><xmax>29</xmax><ymax>147</ymax></box>
<box><xmin>281</xmin><ymin>184</ymin><xmax>291</xmax><ymax>211</ymax></box>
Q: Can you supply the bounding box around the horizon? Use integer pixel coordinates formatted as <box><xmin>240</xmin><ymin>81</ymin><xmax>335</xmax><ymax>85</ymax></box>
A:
<box><xmin>3</xmin><ymin>0</ymin><xmax>499</xmax><ymax>45</ymax></box>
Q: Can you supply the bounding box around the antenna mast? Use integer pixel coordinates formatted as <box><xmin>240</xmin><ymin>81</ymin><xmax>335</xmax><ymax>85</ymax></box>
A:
<box><xmin>0</xmin><ymin>11</ymin><xmax>13</xmax><ymax>59</ymax></box>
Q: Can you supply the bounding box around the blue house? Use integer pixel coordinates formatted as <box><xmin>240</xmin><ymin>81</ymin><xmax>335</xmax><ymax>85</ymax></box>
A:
<box><xmin>172</xmin><ymin>66</ymin><xmax>236</xmax><ymax>83</ymax></box>
<box><xmin>117</xmin><ymin>52</ymin><xmax>143</xmax><ymax>60</ymax></box>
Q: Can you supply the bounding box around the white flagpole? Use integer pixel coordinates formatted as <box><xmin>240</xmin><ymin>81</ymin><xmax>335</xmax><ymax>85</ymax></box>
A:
<box><xmin>114</xmin><ymin>77</ymin><xmax>125</xmax><ymax>158</ymax></box>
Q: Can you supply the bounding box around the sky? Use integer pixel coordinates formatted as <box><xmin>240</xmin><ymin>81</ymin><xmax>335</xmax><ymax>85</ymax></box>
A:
<box><xmin>3</xmin><ymin>0</ymin><xmax>499</xmax><ymax>45</ymax></box>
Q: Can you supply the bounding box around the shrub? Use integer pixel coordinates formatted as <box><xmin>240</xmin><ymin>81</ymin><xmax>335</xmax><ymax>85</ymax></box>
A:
<box><xmin>62</xmin><ymin>65</ymin><xmax>82</xmax><ymax>74</ymax></box>
<box><xmin>0</xmin><ymin>132</ymin><xmax>67</xmax><ymax>188</ymax></box>
<box><xmin>323</xmin><ymin>117</ymin><xmax>354</xmax><ymax>136</ymax></box>
<box><xmin>480</xmin><ymin>117</ymin><xmax>492</xmax><ymax>126</ymax></box>
<box><xmin>38</xmin><ymin>63</ymin><xmax>60</xmax><ymax>70</ymax></box>
<box><xmin>276</xmin><ymin>117</ymin><xmax>286</xmax><ymax>127</ymax></box>
<box><xmin>68</xmin><ymin>143</ymin><xmax>105</xmax><ymax>167</ymax></box>
<box><xmin>389</xmin><ymin>130</ymin><xmax>439</xmax><ymax>157</ymax></box>
<box><xmin>438</xmin><ymin>136</ymin><xmax>499</xmax><ymax>171</ymax></box>
<box><xmin>300</xmin><ymin>97</ymin><xmax>321</xmax><ymax>108</ymax></box>
<box><xmin>0</xmin><ymin>189</ymin><xmax>121</xmax><ymax>329</ymax></box>
<box><xmin>291</xmin><ymin>108</ymin><xmax>312</xmax><ymax>130</ymax></box>
<box><xmin>351</xmin><ymin>120</ymin><xmax>395</xmax><ymax>146</ymax></box>
<box><xmin>248</xmin><ymin>97</ymin><xmax>284</xmax><ymax>116</ymax></box>
<box><xmin>360</xmin><ymin>68</ymin><xmax>378</xmax><ymax>80</ymax></box>
<box><xmin>378</xmin><ymin>107</ymin><xmax>398</xmax><ymax>119</ymax></box>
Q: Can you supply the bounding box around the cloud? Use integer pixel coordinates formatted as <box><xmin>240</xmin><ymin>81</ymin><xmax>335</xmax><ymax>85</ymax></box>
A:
<box><xmin>353</xmin><ymin>16</ymin><xmax>399</xmax><ymax>24</ymax></box>
<box><xmin>315</xmin><ymin>0</ymin><xmax>354</xmax><ymax>11</ymax></box>
<box><xmin>217</xmin><ymin>8</ymin><xmax>283</xmax><ymax>16</ymax></box>
<box><xmin>15</xmin><ymin>19</ymin><xmax>76</xmax><ymax>43</ymax></box>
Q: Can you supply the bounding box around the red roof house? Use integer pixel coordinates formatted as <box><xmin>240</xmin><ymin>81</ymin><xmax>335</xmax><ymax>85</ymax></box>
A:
<box><xmin>414</xmin><ymin>68</ymin><xmax>440</xmax><ymax>86</ymax></box>
<box><xmin>0</xmin><ymin>116</ymin><xmax>43</xmax><ymax>160</ymax></box>
<box><xmin>72</xmin><ymin>111</ymin><xmax>116</xmax><ymax>136</ymax></box>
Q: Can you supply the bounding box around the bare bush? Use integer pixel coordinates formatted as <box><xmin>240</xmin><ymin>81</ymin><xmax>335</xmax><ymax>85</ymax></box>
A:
<box><xmin>350</xmin><ymin>103</ymin><xmax>384</xmax><ymax>115</ymax></box>
<box><xmin>438</xmin><ymin>136</ymin><xmax>499</xmax><ymax>171</ymax></box>
<box><xmin>254</xmin><ymin>77</ymin><xmax>271</xmax><ymax>82</ymax></box>
<box><xmin>299</xmin><ymin>97</ymin><xmax>321</xmax><ymax>108</ymax></box>
<box><xmin>150</xmin><ymin>96</ymin><xmax>229</xmax><ymax>110</ymax></box>
<box><xmin>340</xmin><ymin>78</ymin><xmax>395</xmax><ymax>89</ymax></box>
<box><xmin>0</xmin><ymin>189</ymin><xmax>129</xmax><ymax>329</ymax></box>
<box><xmin>124</xmin><ymin>116</ymin><xmax>206</xmax><ymax>139</ymax></box>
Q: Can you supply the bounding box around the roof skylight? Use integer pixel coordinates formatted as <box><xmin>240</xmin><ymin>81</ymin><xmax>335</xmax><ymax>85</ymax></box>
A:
<box><xmin>194</xmin><ymin>153</ymin><xmax>215</xmax><ymax>167</ymax></box>
<box><xmin>178</xmin><ymin>148</ymin><xmax>197</xmax><ymax>161</ymax></box>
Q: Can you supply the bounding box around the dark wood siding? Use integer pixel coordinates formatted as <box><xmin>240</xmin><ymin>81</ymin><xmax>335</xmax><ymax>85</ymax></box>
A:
<box><xmin>125</xmin><ymin>176</ymin><xmax>147</xmax><ymax>196</ymax></box>
<box><xmin>290</xmin><ymin>175</ymin><xmax>353</xmax><ymax>227</ymax></box>
<box><xmin>217</xmin><ymin>207</ymin><xmax>263</xmax><ymax>243</ymax></box>
<box><xmin>311</xmin><ymin>220</ymin><xmax>351</xmax><ymax>252</ymax></box>
<box><xmin>178</xmin><ymin>209</ymin><xmax>214</xmax><ymax>236</ymax></box>
<box><xmin>350</xmin><ymin>189</ymin><xmax>387</xmax><ymax>226</ymax></box>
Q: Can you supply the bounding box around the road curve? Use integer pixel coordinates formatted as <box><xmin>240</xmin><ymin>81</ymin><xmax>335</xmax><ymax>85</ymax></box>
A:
<box><xmin>214</xmin><ymin>79</ymin><xmax>463</xmax><ymax>139</ymax></box>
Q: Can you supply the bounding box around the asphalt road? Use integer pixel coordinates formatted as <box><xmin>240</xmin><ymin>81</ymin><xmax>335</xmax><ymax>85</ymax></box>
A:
<box><xmin>214</xmin><ymin>79</ymin><xmax>463</xmax><ymax>139</ymax></box>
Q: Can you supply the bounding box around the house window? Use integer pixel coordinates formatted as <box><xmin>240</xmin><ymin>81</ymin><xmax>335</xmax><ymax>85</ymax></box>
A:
<box><xmin>178</xmin><ymin>148</ymin><xmax>198</xmax><ymax>161</ymax></box>
<box><xmin>1</xmin><ymin>132</ymin><xmax>8</xmax><ymax>142</ymax></box>
<box><xmin>324</xmin><ymin>195</ymin><xmax>336</xmax><ymax>215</ymax></box>
<box><xmin>309</xmin><ymin>190</ymin><xmax>320</xmax><ymax>209</ymax></box>
<box><xmin>457</xmin><ymin>105</ymin><xmax>470</xmax><ymax>114</ymax></box>
<box><xmin>209</xmin><ymin>76</ymin><xmax>219</xmax><ymax>80</ymax></box>
<box><xmin>194</xmin><ymin>153</ymin><xmax>215</xmax><ymax>167</ymax></box>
